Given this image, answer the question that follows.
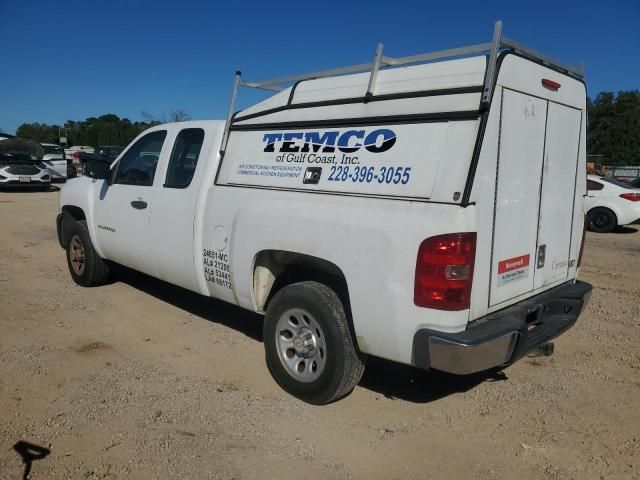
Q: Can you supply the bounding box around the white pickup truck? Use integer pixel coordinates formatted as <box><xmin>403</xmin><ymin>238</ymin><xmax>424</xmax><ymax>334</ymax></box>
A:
<box><xmin>57</xmin><ymin>23</ymin><xmax>592</xmax><ymax>404</ymax></box>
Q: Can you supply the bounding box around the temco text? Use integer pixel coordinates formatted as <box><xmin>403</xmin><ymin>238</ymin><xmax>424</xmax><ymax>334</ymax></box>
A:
<box><xmin>263</xmin><ymin>129</ymin><xmax>397</xmax><ymax>154</ymax></box>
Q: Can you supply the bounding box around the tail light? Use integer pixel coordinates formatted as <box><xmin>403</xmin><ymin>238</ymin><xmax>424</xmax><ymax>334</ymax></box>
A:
<box><xmin>72</xmin><ymin>151</ymin><xmax>81</xmax><ymax>160</ymax></box>
<box><xmin>577</xmin><ymin>216</ymin><xmax>587</xmax><ymax>268</ymax></box>
<box><xmin>619</xmin><ymin>193</ymin><xmax>640</xmax><ymax>202</ymax></box>
<box><xmin>414</xmin><ymin>232</ymin><xmax>476</xmax><ymax>311</ymax></box>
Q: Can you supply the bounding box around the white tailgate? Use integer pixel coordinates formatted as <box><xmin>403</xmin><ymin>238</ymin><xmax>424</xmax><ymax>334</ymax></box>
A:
<box><xmin>533</xmin><ymin>103</ymin><xmax>582</xmax><ymax>288</ymax></box>
<box><xmin>489</xmin><ymin>89</ymin><xmax>546</xmax><ymax>306</ymax></box>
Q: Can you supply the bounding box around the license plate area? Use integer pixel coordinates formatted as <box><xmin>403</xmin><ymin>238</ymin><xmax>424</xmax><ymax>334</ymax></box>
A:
<box><xmin>19</xmin><ymin>176</ymin><xmax>31</xmax><ymax>183</ymax></box>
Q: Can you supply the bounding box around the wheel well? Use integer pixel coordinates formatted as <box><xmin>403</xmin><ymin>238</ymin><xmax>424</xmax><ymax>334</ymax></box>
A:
<box><xmin>253</xmin><ymin>250</ymin><xmax>352</xmax><ymax>318</ymax></box>
<box><xmin>59</xmin><ymin>205</ymin><xmax>86</xmax><ymax>247</ymax></box>
<box><xmin>62</xmin><ymin>205</ymin><xmax>86</xmax><ymax>221</ymax></box>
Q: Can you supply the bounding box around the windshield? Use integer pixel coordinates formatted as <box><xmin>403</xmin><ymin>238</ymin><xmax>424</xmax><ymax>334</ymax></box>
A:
<box><xmin>0</xmin><ymin>153</ymin><xmax>35</xmax><ymax>164</ymax></box>
<box><xmin>599</xmin><ymin>177</ymin><xmax>639</xmax><ymax>189</ymax></box>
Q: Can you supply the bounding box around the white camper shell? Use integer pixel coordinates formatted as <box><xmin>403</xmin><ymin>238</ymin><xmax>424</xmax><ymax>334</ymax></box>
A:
<box><xmin>57</xmin><ymin>22</ymin><xmax>592</xmax><ymax>404</ymax></box>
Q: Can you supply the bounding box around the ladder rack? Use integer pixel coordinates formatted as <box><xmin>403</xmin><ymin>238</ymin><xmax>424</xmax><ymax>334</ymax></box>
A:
<box><xmin>220</xmin><ymin>21</ymin><xmax>584</xmax><ymax>153</ymax></box>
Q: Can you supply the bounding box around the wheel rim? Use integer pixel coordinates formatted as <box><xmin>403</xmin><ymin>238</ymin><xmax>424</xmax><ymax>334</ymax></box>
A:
<box><xmin>275</xmin><ymin>308</ymin><xmax>327</xmax><ymax>383</ymax></box>
<box><xmin>593</xmin><ymin>213</ymin><xmax>610</xmax><ymax>228</ymax></box>
<box><xmin>69</xmin><ymin>234</ymin><xmax>86</xmax><ymax>276</ymax></box>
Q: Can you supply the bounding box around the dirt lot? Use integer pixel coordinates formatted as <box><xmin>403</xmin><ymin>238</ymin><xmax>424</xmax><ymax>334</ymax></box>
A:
<box><xmin>0</xmin><ymin>189</ymin><xmax>639</xmax><ymax>480</ymax></box>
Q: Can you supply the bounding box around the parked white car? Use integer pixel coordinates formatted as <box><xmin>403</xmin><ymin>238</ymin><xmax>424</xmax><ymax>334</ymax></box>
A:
<box><xmin>41</xmin><ymin>143</ymin><xmax>68</xmax><ymax>181</ymax></box>
<box><xmin>585</xmin><ymin>174</ymin><xmax>640</xmax><ymax>232</ymax></box>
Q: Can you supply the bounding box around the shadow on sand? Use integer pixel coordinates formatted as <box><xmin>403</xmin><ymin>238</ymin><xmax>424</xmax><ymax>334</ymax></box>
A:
<box><xmin>114</xmin><ymin>265</ymin><xmax>507</xmax><ymax>404</ymax></box>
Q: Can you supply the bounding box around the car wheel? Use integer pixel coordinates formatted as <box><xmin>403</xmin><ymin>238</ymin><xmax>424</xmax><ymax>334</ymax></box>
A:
<box><xmin>588</xmin><ymin>207</ymin><xmax>617</xmax><ymax>233</ymax></box>
<box><xmin>263</xmin><ymin>281</ymin><xmax>365</xmax><ymax>404</ymax></box>
<box><xmin>65</xmin><ymin>220</ymin><xmax>110</xmax><ymax>286</ymax></box>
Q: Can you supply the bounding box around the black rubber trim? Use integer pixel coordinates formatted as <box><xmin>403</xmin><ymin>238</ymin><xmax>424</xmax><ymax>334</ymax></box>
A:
<box><xmin>287</xmin><ymin>79</ymin><xmax>307</xmax><ymax>106</ymax></box>
<box><xmin>230</xmin><ymin>110</ymin><xmax>480</xmax><ymax>131</ymax></box>
<box><xmin>461</xmin><ymin>51</ymin><xmax>588</xmax><ymax>206</ymax></box>
<box><xmin>411</xmin><ymin>280</ymin><xmax>592</xmax><ymax>370</ymax></box>
<box><xmin>460</xmin><ymin>52</ymin><xmax>506</xmax><ymax>206</ymax></box>
<box><xmin>56</xmin><ymin>213</ymin><xmax>65</xmax><ymax>248</ymax></box>
<box><xmin>233</xmin><ymin>86</ymin><xmax>483</xmax><ymax>124</ymax></box>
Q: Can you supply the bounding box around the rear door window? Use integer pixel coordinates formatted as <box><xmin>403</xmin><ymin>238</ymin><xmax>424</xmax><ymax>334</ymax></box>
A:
<box><xmin>587</xmin><ymin>179</ymin><xmax>604</xmax><ymax>191</ymax></box>
<box><xmin>164</xmin><ymin>128</ymin><xmax>204</xmax><ymax>188</ymax></box>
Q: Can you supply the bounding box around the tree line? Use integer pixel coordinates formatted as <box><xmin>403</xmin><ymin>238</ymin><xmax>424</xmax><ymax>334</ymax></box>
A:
<box><xmin>7</xmin><ymin>91</ymin><xmax>640</xmax><ymax>165</ymax></box>
<box><xmin>12</xmin><ymin>109</ymin><xmax>191</xmax><ymax>148</ymax></box>
<box><xmin>587</xmin><ymin>90</ymin><xmax>640</xmax><ymax>165</ymax></box>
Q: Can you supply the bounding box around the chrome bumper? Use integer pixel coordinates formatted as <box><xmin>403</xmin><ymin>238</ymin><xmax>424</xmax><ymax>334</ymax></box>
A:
<box><xmin>412</xmin><ymin>281</ymin><xmax>592</xmax><ymax>375</ymax></box>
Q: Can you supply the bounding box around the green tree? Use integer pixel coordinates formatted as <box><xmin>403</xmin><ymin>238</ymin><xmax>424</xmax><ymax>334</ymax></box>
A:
<box><xmin>14</xmin><ymin>110</ymin><xmax>191</xmax><ymax>148</ymax></box>
<box><xmin>587</xmin><ymin>90</ymin><xmax>640</xmax><ymax>165</ymax></box>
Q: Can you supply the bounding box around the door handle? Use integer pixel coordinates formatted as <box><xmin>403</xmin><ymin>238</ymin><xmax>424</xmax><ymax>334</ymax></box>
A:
<box><xmin>130</xmin><ymin>200</ymin><xmax>147</xmax><ymax>210</ymax></box>
<box><xmin>536</xmin><ymin>244</ymin><xmax>546</xmax><ymax>269</ymax></box>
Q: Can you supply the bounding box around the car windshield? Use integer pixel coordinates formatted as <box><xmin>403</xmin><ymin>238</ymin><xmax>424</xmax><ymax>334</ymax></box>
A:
<box><xmin>0</xmin><ymin>153</ymin><xmax>34</xmax><ymax>164</ymax></box>
<box><xmin>43</xmin><ymin>145</ymin><xmax>63</xmax><ymax>154</ymax></box>
<box><xmin>599</xmin><ymin>177</ymin><xmax>638</xmax><ymax>189</ymax></box>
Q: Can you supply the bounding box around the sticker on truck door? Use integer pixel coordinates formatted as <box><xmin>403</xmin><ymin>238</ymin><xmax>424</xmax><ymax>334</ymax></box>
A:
<box><xmin>217</xmin><ymin>122</ymin><xmax>465</xmax><ymax>199</ymax></box>
<box><xmin>497</xmin><ymin>254</ymin><xmax>530</xmax><ymax>287</ymax></box>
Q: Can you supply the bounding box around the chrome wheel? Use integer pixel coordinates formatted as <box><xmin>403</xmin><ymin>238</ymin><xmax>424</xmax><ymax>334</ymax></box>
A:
<box><xmin>69</xmin><ymin>234</ymin><xmax>86</xmax><ymax>276</ymax></box>
<box><xmin>275</xmin><ymin>308</ymin><xmax>327</xmax><ymax>383</ymax></box>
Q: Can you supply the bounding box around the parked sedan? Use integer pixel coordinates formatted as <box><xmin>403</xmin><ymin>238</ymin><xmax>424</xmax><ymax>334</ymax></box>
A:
<box><xmin>41</xmin><ymin>143</ymin><xmax>68</xmax><ymax>181</ymax></box>
<box><xmin>585</xmin><ymin>175</ymin><xmax>640</xmax><ymax>232</ymax></box>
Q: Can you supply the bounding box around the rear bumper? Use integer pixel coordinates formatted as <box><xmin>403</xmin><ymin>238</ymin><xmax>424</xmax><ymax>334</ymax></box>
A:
<box><xmin>412</xmin><ymin>280</ymin><xmax>592</xmax><ymax>374</ymax></box>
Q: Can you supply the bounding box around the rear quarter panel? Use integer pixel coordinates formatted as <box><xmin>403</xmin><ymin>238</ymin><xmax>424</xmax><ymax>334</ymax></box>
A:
<box><xmin>200</xmin><ymin>186</ymin><xmax>475</xmax><ymax>365</ymax></box>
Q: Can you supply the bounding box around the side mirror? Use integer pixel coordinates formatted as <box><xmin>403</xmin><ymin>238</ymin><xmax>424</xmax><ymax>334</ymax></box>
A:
<box><xmin>85</xmin><ymin>159</ymin><xmax>111</xmax><ymax>180</ymax></box>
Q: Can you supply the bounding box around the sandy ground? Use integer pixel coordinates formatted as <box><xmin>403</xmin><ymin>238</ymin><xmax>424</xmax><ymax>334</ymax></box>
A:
<box><xmin>0</xmin><ymin>188</ymin><xmax>638</xmax><ymax>480</ymax></box>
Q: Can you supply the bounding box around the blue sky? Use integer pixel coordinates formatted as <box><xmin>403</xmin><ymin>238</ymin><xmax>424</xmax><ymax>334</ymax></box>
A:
<box><xmin>0</xmin><ymin>0</ymin><xmax>638</xmax><ymax>134</ymax></box>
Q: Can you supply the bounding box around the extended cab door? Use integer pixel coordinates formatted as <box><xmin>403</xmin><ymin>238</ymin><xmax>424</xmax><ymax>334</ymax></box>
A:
<box><xmin>92</xmin><ymin>129</ymin><xmax>168</xmax><ymax>275</ymax></box>
<box><xmin>148</xmin><ymin>127</ymin><xmax>210</xmax><ymax>292</ymax></box>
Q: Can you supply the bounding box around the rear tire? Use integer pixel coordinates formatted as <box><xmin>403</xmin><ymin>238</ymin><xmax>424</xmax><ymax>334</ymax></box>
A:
<box><xmin>263</xmin><ymin>281</ymin><xmax>365</xmax><ymax>405</ymax></box>
<box><xmin>65</xmin><ymin>220</ymin><xmax>110</xmax><ymax>286</ymax></box>
<box><xmin>588</xmin><ymin>207</ymin><xmax>617</xmax><ymax>233</ymax></box>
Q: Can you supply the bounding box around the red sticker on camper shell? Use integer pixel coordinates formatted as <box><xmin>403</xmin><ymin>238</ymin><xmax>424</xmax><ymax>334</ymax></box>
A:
<box><xmin>497</xmin><ymin>254</ymin><xmax>530</xmax><ymax>286</ymax></box>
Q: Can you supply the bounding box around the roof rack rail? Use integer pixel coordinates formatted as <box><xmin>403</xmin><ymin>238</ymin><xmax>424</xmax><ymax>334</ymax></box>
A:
<box><xmin>220</xmin><ymin>21</ymin><xmax>584</xmax><ymax>153</ymax></box>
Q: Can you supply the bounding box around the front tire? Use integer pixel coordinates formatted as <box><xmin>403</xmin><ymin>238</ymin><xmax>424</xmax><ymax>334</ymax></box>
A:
<box><xmin>264</xmin><ymin>281</ymin><xmax>365</xmax><ymax>404</ymax></box>
<box><xmin>588</xmin><ymin>207</ymin><xmax>617</xmax><ymax>233</ymax></box>
<box><xmin>65</xmin><ymin>220</ymin><xmax>110</xmax><ymax>286</ymax></box>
